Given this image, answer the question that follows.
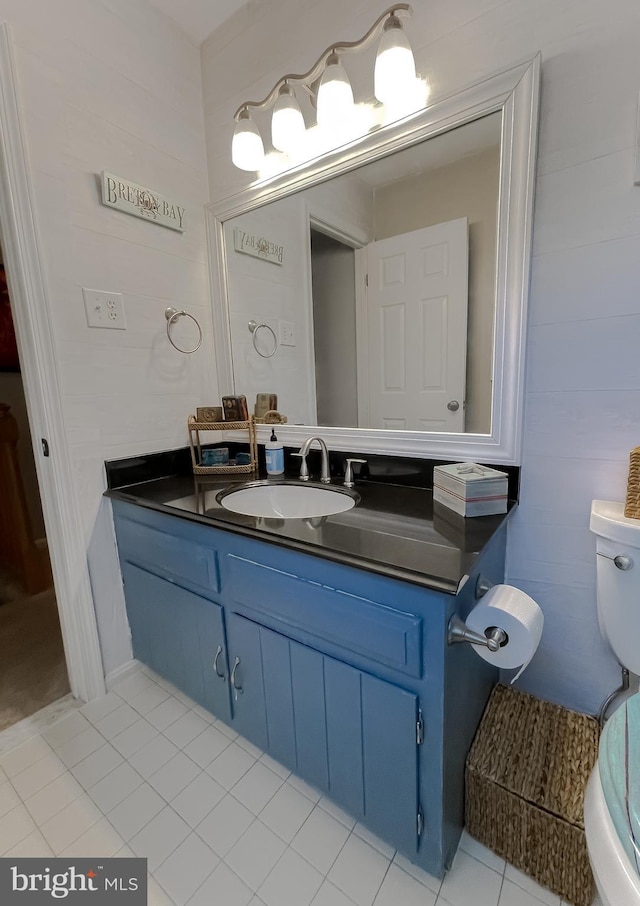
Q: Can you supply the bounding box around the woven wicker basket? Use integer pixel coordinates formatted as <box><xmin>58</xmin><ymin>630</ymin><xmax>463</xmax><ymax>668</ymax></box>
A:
<box><xmin>465</xmin><ymin>684</ymin><xmax>600</xmax><ymax>906</ymax></box>
<box><xmin>624</xmin><ymin>446</ymin><xmax>640</xmax><ymax>519</ymax></box>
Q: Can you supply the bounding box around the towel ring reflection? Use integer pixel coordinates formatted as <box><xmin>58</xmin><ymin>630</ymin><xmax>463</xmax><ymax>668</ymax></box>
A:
<box><xmin>248</xmin><ymin>319</ymin><xmax>277</xmax><ymax>358</ymax></box>
<box><xmin>165</xmin><ymin>307</ymin><xmax>202</xmax><ymax>354</ymax></box>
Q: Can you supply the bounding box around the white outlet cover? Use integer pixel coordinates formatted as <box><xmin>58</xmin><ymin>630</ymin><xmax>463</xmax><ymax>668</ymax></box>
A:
<box><xmin>279</xmin><ymin>320</ymin><xmax>295</xmax><ymax>346</ymax></box>
<box><xmin>83</xmin><ymin>288</ymin><xmax>126</xmax><ymax>329</ymax></box>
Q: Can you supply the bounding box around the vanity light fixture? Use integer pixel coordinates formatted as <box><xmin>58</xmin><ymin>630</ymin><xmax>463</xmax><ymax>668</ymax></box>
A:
<box><xmin>231</xmin><ymin>4</ymin><xmax>424</xmax><ymax>173</ymax></box>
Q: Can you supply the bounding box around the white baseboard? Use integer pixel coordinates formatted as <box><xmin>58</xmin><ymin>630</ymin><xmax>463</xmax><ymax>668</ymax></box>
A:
<box><xmin>105</xmin><ymin>658</ymin><xmax>142</xmax><ymax>691</ymax></box>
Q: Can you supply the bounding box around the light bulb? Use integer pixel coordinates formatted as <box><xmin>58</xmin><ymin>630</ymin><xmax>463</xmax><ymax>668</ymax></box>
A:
<box><xmin>374</xmin><ymin>15</ymin><xmax>417</xmax><ymax>105</ymax></box>
<box><xmin>271</xmin><ymin>84</ymin><xmax>305</xmax><ymax>154</ymax></box>
<box><xmin>232</xmin><ymin>109</ymin><xmax>265</xmax><ymax>171</ymax></box>
<box><xmin>316</xmin><ymin>53</ymin><xmax>355</xmax><ymax>132</ymax></box>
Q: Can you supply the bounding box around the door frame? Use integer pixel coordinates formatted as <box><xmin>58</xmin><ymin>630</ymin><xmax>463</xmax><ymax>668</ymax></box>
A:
<box><xmin>0</xmin><ymin>24</ymin><xmax>105</xmax><ymax>702</ymax></box>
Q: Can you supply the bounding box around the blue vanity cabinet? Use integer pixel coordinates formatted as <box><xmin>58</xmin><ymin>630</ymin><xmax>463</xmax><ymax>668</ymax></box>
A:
<box><xmin>110</xmin><ymin>498</ymin><xmax>506</xmax><ymax>878</ymax></box>
<box><xmin>226</xmin><ymin>611</ymin><xmax>420</xmax><ymax>856</ymax></box>
<box><xmin>113</xmin><ymin>510</ymin><xmax>231</xmax><ymax>723</ymax></box>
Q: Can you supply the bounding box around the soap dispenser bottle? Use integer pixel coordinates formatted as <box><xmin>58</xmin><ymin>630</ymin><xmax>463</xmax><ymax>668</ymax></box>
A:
<box><xmin>265</xmin><ymin>429</ymin><xmax>284</xmax><ymax>476</ymax></box>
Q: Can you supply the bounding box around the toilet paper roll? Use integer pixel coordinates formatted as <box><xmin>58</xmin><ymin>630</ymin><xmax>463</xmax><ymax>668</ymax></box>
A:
<box><xmin>465</xmin><ymin>584</ymin><xmax>544</xmax><ymax>682</ymax></box>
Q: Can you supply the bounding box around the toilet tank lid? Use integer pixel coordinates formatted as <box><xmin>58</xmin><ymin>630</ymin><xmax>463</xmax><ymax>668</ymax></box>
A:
<box><xmin>591</xmin><ymin>500</ymin><xmax>640</xmax><ymax>545</ymax></box>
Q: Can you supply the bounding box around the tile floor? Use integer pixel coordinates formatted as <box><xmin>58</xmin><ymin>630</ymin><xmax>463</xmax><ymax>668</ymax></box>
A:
<box><xmin>0</xmin><ymin>667</ymin><xmax>600</xmax><ymax>906</ymax></box>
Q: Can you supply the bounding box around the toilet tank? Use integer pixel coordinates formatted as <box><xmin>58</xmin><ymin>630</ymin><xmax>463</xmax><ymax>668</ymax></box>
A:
<box><xmin>591</xmin><ymin>500</ymin><xmax>640</xmax><ymax>675</ymax></box>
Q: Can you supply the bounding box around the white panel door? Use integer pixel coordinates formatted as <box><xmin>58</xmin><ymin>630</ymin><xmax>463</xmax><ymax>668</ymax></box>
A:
<box><xmin>360</xmin><ymin>218</ymin><xmax>468</xmax><ymax>431</ymax></box>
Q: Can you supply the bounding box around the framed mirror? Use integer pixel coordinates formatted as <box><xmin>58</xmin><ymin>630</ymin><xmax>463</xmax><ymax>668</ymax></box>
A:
<box><xmin>208</xmin><ymin>56</ymin><xmax>540</xmax><ymax>464</ymax></box>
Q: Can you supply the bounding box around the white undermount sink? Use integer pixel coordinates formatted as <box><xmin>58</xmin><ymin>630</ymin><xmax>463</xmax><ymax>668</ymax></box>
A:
<box><xmin>216</xmin><ymin>480</ymin><xmax>358</xmax><ymax>519</ymax></box>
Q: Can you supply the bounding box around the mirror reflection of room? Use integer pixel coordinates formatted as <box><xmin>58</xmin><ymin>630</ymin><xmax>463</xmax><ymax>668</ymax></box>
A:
<box><xmin>223</xmin><ymin>111</ymin><xmax>501</xmax><ymax>434</ymax></box>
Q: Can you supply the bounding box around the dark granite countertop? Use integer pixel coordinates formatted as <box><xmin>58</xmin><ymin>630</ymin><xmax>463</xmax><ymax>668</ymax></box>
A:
<box><xmin>105</xmin><ymin>448</ymin><xmax>516</xmax><ymax>594</ymax></box>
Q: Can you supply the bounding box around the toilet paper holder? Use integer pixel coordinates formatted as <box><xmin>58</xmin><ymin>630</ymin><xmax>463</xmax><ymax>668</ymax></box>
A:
<box><xmin>447</xmin><ymin>575</ymin><xmax>509</xmax><ymax>653</ymax></box>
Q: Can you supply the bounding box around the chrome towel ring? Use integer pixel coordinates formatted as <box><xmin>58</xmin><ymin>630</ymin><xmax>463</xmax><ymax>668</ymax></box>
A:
<box><xmin>165</xmin><ymin>307</ymin><xmax>202</xmax><ymax>354</ymax></box>
<box><xmin>248</xmin><ymin>319</ymin><xmax>277</xmax><ymax>358</ymax></box>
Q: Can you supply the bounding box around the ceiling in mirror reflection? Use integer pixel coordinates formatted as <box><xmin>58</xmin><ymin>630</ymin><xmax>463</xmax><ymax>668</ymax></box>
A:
<box><xmin>222</xmin><ymin>111</ymin><xmax>501</xmax><ymax>435</ymax></box>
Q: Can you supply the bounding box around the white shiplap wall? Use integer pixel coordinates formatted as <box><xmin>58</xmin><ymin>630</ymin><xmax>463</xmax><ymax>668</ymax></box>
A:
<box><xmin>0</xmin><ymin>0</ymin><xmax>214</xmax><ymax>675</ymax></box>
<box><xmin>202</xmin><ymin>0</ymin><xmax>640</xmax><ymax>714</ymax></box>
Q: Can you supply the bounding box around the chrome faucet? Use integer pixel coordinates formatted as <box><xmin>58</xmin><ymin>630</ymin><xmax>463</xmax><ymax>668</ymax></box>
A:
<box><xmin>294</xmin><ymin>436</ymin><xmax>330</xmax><ymax>483</ymax></box>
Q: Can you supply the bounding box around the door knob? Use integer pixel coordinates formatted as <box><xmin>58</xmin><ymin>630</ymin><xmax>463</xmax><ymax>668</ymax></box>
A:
<box><xmin>447</xmin><ymin>400</ymin><xmax>460</xmax><ymax>411</ymax></box>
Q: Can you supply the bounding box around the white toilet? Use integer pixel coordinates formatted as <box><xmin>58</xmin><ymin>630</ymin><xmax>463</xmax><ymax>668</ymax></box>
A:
<box><xmin>584</xmin><ymin>500</ymin><xmax>640</xmax><ymax>905</ymax></box>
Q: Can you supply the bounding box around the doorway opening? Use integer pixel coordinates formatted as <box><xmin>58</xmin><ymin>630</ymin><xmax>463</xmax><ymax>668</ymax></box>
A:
<box><xmin>0</xmin><ymin>258</ymin><xmax>70</xmax><ymax>731</ymax></box>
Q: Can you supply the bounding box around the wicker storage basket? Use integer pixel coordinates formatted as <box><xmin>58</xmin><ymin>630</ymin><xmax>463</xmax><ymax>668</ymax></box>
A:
<box><xmin>465</xmin><ymin>684</ymin><xmax>600</xmax><ymax>906</ymax></box>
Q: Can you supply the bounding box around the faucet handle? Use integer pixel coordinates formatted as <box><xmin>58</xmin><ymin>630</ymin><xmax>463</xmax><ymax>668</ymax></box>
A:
<box><xmin>344</xmin><ymin>458</ymin><xmax>367</xmax><ymax>488</ymax></box>
<box><xmin>291</xmin><ymin>451</ymin><xmax>309</xmax><ymax>481</ymax></box>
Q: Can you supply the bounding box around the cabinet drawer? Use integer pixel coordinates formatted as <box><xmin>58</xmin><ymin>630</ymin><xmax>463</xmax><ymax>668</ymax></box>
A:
<box><xmin>116</xmin><ymin>517</ymin><xmax>220</xmax><ymax>593</ymax></box>
<box><xmin>227</xmin><ymin>554</ymin><xmax>422</xmax><ymax>677</ymax></box>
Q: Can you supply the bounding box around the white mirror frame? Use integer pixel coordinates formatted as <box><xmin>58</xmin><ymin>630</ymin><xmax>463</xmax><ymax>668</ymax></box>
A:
<box><xmin>207</xmin><ymin>55</ymin><xmax>540</xmax><ymax>465</ymax></box>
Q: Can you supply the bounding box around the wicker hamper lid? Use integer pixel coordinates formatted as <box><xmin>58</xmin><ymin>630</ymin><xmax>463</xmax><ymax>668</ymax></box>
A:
<box><xmin>467</xmin><ymin>684</ymin><xmax>600</xmax><ymax>828</ymax></box>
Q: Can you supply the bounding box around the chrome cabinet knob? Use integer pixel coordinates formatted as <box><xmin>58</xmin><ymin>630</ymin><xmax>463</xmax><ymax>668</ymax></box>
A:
<box><xmin>447</xmin><ymin>400</ymin><xmax>460</xmax><ymax>412</ymax></box>
<box><xmin>614</xmin><ymin>555</ymin><xmax>633</xmax><ymax>571</ymax></box>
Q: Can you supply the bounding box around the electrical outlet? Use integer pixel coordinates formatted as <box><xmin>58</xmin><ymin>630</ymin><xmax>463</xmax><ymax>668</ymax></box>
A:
<box><xmin>279</xmin><ymin>320</ymin><xmax>295</xmax><ymax>346</ymax></box>
<box><xmin>83</xmin><ymin>289</ymin><xmax>126</xmax><ymax>329</ymax></box>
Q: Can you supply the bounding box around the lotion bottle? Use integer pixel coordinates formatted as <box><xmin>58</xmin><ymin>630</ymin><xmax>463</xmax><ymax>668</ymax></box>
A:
<box><xmin>265</xmin><ymin>429</ymin><xmax>284</xmax><ymax>475</ymax></box>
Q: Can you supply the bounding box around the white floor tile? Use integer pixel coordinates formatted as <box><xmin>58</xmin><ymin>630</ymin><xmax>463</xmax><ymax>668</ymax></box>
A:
<box><xmin>205</xmin><ymin>741</ymin><xmax>256</xmax><ymax>789</ymax></box>
<box><xmin>0</xmin><ymin>778</ymin><xmax>21</xmax><ymax>817</ymax></box>
<box><xmin>23</xmin><ymin>771</ymin><xmax>84</xmax><ymax>825</ymax></box>
<box><xmin>171</xmin><ymin>772</ymin><xmax>226</xmax><ymax>827</ymax></box>
<box><xmin>288</xmin><ymin>774</ymin><xmax>322</xmax><ymax>803</ymax></box>
<box><xmin>11</xmin><ymin>751</ymin><xmax>67</xmax><ymax>800</ymax></box>
<box><xmin>460</xmin><ymin>830</ymin><xmax>507</xmax><ymax>875</ymax></box>
<box><xmin>59</xmin><ymin>816</ymin><xmax>124</xmax><ymax>857</ymax></box>
<box><xmin>0</xmin><ymin>735</ymin><xmax>53</xmax><ymax>777</ymax></box>
<box><xmin>163</xmin><ymin>711</ymin><xmax>209</xmax><ymax>749</ymax></box>
<box><xmin>291</xmin><ymin>804</ymin><xmax>351</xmax><ymax>876</ymax></box>
<box><xmin>43</xmin><ymin>712</ymin><xmax>92</xmax><ymax>750</ymax></box>
<box><xmin>196</xmin><ymin>793</ymin><xmax>254</xmax><ymax>857</ymax></box>
<box><xmin>129</xmin><ymin>805</ymin><xmax>191</xmax><ymax>871</ymax></box>
<box><xmin>373</xmin><ymin>863</ymin><xmax>437</xmax><ymax>906</ymax></box>
<box><xmin>0</xmin><ymin>803</ymin><xmax>36</xmax><ymax>853</ymax></box>
<box><xmin>259</xmin><ymin>752</ymin><xmax>291</xmax><ymax>780</ymax></box>
<box><xmin>260</xmin><ymin>781</ymin><xmax>316</xmax><ymax>842</ymax></box>
<box><xmin>129</xmin><ymin>734</ymin><xmax>179</xmax><ymax>779</ymax></box>
<box><xmin>147</xmin><ymin>697</ymin><xmax>190</xmax><ymax>732</ymax></box>
<box><xmin>392</xmin><ymin>852</ymin><xmax>442</xmax><ymax>895</ymax></box>
<box><xmin>5</xmin><ymin>829</ymin><xmax>53</xmax><ymax>857</ymax></box>
<box><xmin>503</xmin><ymin>865</ymin><xmax>563</xmax><ymax>905</ymax></box>
<box><xmin>149</xmin><ymin>875</ymin><xmax>177</xmax><ymax>906</ymax></box>
<box><xmin>154</xmin><ymin>832</ymin><xmax>220</xmax><ymax>905</ymax></box>
<box><xmin>259</xmin><ymin>847</ymin><xmax>324</xmax><ymax>906</ymax></box>
<box><xmin>188</xmin><ymin>861</ymin><xmax>252</xmax><ymax>906</ymax></box>
<box><xmin>318</xmin><ymin>795</ymin><xmax>357</xmax><ymax>830</ymax></box>
<box><xmin>148</xmin><ymin>752</ymin><xmax>201</xmax><ymax>801</ymax></box>
<box><xmin>184</xmin><ymin>724</ymin><xmax>232</xmax><ymax>768</ymax></box>
<box><xmin>80</xmin><ymin>691</ymin><xmax>123</xmax><ymax>725</ymax></box>
<box><xmin>107</xmin><ymin>782</ymin><xmax>165</xmax><ymax>841</ymax></box>
<box><xmin>312</xmin><ymin>880</ymin><xmax>359</xmax><ymax>906</ymax></box>
<box><xmin>213</xmin><ymin>717</ymin><xmax>239</xmax><ymax>740</ymax></box>
<box><xmin>111</xmin><ymin>718</ymin><xmax>159</xmax><ymax>759</ymax></box>
<box><xmin>226</xmin><ymin>819</ymin><xmax>288</xmax><ymax>891</ymax></box>
<box><xmin>70</xmin><ymin>743</ymin><xmax>124</xmax><ymax>789</ymax></box>
<box><xmin>232</xmin><ymin>761</ymin><xmax>283</xmax><ymax>814</ymax></box>
<box><xmin>498</xmin><ymin>878</ymin><xmax>562</xmax><ymax>905</ymax></box>
<box><xmin>112</xmin><ymin>670</ymin><xmax>156</xmax><ymax>702</ymax></box>
<box><xmin>39</xmin><ymin>792</ymin><xmax>104</xmax><ymax>854</ymax></box>
<box><xmin>129</xmin><ymin>682</ymin><xmax>171</xmax><ymax>716</ymax></box>
<box><xmin>88</xmin><ymin>762</ymin><xmax>144</xmax><ymax>813</ymax></box>
<box><xmin>236</xmin><ymin>735</ymin><xmax>264</xmax><ymax>759</ymax></box>
<box><xmin>190</xmin><ymin>704</ymin><xmax>215</xmax><ymax>725</ymax></box>
<box><xmin>439</xmin><ymin>849</ymin><xmax>503</xmax><ymax>906</ymax></box>
<box><xmin>55</xmin><ymin>726</ymin><xmax>105</xmax><ymax>768</ymax></box>
<box><xmin>94</xmin><ymin>703</ymin><xmax>140</xmax><ymax>739</ymax></box>
<box><xmin>328</xmin><ymin>834</ymin><xmax>391</xmax><ymax>906</ymax></box>
<box><xmin>353</xmin><ymin>822</ymin><xmax>395</xmax><ymax>860</ymax></box>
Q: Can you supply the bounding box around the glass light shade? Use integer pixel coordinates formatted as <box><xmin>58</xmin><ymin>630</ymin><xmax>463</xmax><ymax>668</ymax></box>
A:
<box><xmin>271</xmin><ymin>86</ymin><xmax>306</xmax><ymax>153</ymax></box>
<box><xmin>232</xmin><ymin>112</ymin><xmax>265</xmax><ymax>171</ymax></box>
<box><xmin>374</xmin><ymin>19</ymin><xmax>417</xmax><ymax>105</ymax></box>
<box><xmin>316</xmin><ymin>54</ymin><xmax>355</xmax><ymax>131</ymax></box>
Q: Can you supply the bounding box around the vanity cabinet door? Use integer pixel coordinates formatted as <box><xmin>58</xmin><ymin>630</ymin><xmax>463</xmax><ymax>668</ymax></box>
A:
<box><xmin>122</xmin><ymin>563</ymin><xmax>231</xmax><ymax>722</ymax></box>
<box><xmin>227</xmin><ymin>613</ymin><xmax>420</xmax><ymax>855</ymax></box>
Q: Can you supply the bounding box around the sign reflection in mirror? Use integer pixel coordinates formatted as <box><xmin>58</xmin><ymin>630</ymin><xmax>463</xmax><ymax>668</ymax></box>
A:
<box><xmin>223</xmin><ymin>113</ymin><xmax>500</xmax><ymax>434</ymax></box>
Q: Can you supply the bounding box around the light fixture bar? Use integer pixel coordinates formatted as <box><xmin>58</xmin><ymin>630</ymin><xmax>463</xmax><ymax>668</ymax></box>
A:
<box><xmin>232</xmin><ymin>4</ymin><xmax>413</xmax><ymax>122</ymax></box>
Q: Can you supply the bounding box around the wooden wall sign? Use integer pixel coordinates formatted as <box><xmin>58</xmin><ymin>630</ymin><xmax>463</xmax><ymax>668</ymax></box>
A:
<box><xmin>101</xmin><ymin>172</ymin><xmax>185</xmax><ymax>232</ymax></box>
